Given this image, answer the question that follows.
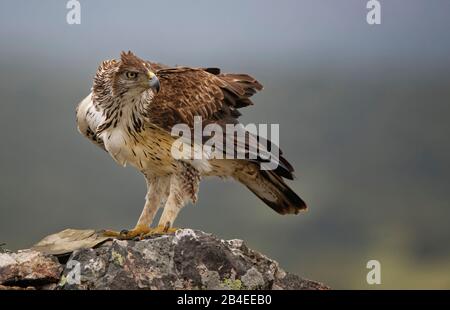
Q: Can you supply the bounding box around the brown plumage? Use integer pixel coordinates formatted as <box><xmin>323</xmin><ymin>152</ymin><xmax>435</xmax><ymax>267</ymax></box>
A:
<box><xmin>147</xmin><ymin>67</ymin><xmax>262</xmax><ymax>128</ymax></box>
<box><xmin>76</xmin><ymin>51</ymin><xmax>306</xmax><ymax>238</ymax></box>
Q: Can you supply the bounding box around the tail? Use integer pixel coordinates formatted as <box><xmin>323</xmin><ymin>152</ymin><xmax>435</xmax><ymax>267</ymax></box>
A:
<box><xmin>233</xmin><ymin>162</ymin><xmax>307</xmax><ymax>215</ymax></box>
<box><xmin>200</xmin><ymin>68</ymin><xmax>306</xmax><ymax>214</ymax></box>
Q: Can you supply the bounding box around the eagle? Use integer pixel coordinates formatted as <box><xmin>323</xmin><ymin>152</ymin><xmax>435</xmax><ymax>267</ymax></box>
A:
<box><xmin>76</xmin><ymin>51</ymin><xmax>306</xmax><ymax>238</ymax></box>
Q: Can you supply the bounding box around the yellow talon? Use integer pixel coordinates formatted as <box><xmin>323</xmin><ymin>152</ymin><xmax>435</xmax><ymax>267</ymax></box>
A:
<box><xmin>143</xmin><ymin>224</ymin><xmax>179</xmax><ymax>237</ymax></box>
<box><xmin>100</xmin><ymin>225</ymin><xmax>151</xmax><ymax>240</ymax></box>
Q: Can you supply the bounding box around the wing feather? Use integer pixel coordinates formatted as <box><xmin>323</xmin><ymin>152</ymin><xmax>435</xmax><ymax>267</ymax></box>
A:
<box><xmin>145</xmin><ymin>66</ymin><xmax>294</xmax><ymax>179</ymax></box>
<box><xmin>146</xmin><ymin>67</ymin><xmax>261</xmax><ymax>130</ymax></box>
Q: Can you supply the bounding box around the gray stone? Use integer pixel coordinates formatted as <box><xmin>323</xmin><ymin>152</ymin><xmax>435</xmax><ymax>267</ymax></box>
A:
<box><xmin>0</xmin><ymin>250</ymin><xmax>62</xmax><ymax>287</ymax></box>
<box><xmin>0</xmin><ymin>228</ymin><xmax>329</xmax><ymax>290</ymax></box>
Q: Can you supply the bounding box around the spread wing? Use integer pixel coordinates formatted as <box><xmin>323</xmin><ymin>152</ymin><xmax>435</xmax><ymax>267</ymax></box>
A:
<box><xmin>146</xmin><ymin>67</ymin><xmax>295</xmax><ymax>179</ymax></box>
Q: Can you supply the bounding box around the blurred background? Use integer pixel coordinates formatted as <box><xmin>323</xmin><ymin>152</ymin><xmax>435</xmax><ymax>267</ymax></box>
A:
<box><xmin>1</xmin><ymin>0</ymin><xmax>449</xmax><ymax>289</ymax></box>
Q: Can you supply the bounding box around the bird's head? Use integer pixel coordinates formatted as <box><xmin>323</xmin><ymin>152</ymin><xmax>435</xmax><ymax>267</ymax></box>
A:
<box><xmin>112</xmin><ymin>51</ymin><xmax>160</xmax><ymax>96</ymax></box>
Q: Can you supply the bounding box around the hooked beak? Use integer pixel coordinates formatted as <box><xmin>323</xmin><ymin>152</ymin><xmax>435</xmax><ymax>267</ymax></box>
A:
<box><xmin>147</xmin><ymin>71</ymin><xmax>160</xmax><ymax>93</ymax></box>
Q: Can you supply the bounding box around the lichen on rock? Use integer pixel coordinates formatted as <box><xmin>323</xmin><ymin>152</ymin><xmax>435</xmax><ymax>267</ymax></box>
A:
<box><xmin>0</xmin><ymin>229</ymin><xmax>329</xmax><ymax>290</ymax></box>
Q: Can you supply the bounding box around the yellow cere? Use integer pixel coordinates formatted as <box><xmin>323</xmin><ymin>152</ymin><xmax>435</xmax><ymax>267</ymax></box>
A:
<box><xmin>147</xmin><ymin>70</ymin><xmax>156</xmax><ymax>79</ymax></box>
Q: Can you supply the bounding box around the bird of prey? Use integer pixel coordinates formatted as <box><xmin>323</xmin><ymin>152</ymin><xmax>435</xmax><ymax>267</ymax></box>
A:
<box><xmin>76</xmin><ymin>51</ymin><xmax>306</xmax><ymax>238</ymax></box>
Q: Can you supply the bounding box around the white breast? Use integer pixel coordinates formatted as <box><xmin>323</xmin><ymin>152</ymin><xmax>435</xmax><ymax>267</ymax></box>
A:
<box><xmin>102</xmin><ymin>128</ymin><xmax>132</xmax><ymax>167</ymax></box>
<box><xmin>100</xmin><ymin>103</ymin><xmax>138</xmax><ymax>167</ymax></box>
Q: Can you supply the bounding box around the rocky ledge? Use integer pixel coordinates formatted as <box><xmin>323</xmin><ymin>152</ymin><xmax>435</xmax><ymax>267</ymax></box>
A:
<box><xmin>0</xmin><ymin>229</ymin><xmax>328</xmax><ymax>290</ymax></box>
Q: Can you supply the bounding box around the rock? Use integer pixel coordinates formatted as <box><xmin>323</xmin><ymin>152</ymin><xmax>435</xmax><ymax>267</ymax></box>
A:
<box><xmin>0</xmin><ymin>229</ymin><xmax>328</xmax><ymax>290</ymax></box>
<box><xmin>0</xmin><ymin>284</ymin><xmax>35</xmax><ymax>290</ymax></box>
<box><xmin>0</xmin><ymin>250</ymin><xmax>62</xmax><ymax>288</ymax></box>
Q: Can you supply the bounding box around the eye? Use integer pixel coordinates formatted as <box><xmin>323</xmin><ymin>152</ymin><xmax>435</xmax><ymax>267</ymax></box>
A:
<box><xmin>125</xmin><ymin>71</ymin><xmax>138</xmax><ymax>79</ymax></box>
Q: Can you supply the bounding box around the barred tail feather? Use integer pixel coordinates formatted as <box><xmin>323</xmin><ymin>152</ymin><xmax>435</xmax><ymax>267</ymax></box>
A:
<box><xmin>233</xmin><ymin>162</ymin><xmax>307</xmax><ymax>215</ymax></box>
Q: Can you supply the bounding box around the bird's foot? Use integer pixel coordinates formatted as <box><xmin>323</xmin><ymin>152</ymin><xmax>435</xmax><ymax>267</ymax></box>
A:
<box><xmin>100</xmin><ymin>225</ymin><xmax>151</xmax><ymax>240</ymax></box>
<box><xmin>142</xmin><ymin>222</ymin><xmax>179</xmax><ymax>238</ymax></box>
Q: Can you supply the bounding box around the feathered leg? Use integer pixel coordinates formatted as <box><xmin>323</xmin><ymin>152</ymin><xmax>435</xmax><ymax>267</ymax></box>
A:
<box><xmin>102</xmin><ymin>175</ymin><xmax>170</xmax><ymax>239</ymax></box>
<box><xmin>135</xmin><ymin>175</ymin><xmax>170</xmax><ymax>228</ymax></box>
<box><xmin>151</xmin><ymin>163</ymin><xmax>200</xmax><ymax>234</ymax></box>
